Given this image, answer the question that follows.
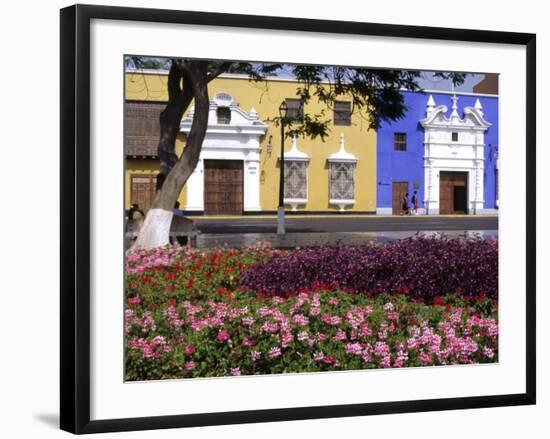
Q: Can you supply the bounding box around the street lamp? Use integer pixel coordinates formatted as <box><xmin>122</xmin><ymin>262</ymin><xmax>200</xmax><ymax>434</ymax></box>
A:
<box><xmin>277</xmin><ymin>101</ymin><xmax>288</xmax><ymax>235</ymax></box>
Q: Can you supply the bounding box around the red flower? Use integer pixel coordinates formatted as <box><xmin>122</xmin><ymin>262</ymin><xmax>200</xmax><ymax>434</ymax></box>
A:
<box><xmin>476</xmin><ymin>293</ymin><xmax>487</xmax><ymax>303</ymax></box>
<box><xmin>397</xmin><ymin>285</ymin><xmax>410</xmax><ymax>295</ymax></box>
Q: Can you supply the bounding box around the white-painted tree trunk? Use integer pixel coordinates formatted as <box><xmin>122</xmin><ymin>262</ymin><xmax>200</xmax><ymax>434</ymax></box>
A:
<box><xmin>132</xmin><ymin>208</ymin><xmax>174</xmax><ymax>250</ymax></box>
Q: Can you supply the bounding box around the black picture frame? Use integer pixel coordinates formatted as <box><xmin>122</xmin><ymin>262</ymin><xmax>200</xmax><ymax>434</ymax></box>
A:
<box><xmin>60</xmin><ymin>4</ymin><xmax>536</xmax><ymax>434</ymax></box>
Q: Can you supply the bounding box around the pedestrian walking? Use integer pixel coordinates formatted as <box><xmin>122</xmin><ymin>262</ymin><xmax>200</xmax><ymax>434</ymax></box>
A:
<box><xmin>401</xmin><ymin>192</ymin><xmax>410</xmax><ymax>215</ymax></box>
<box><xmin>411</xmin><ymin>190</ymin><xmax>419</xmax><ymax>215</ymax></box>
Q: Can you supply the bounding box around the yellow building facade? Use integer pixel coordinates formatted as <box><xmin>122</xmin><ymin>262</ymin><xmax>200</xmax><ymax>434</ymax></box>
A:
<box><xmin>124</xmin><ymin>70</ymin><xmax>377</xmax><ymax>214</ymax></box>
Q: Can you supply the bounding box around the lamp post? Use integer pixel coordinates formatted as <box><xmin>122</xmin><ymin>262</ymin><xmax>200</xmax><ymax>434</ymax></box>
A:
<box><xmin>277</xmin><ymin>101</ymin><xmax>288</xmax><ymax>235</ymax></box>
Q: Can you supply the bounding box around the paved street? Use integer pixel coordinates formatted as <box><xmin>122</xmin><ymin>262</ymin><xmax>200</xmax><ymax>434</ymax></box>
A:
<box><xmin>192</xmin><ymin>215</ymin><xmax>498</xmax><ymax>248</ymax></box>
<box><xmin>193</xmin><ymin>215</ymin><xmax>498</xmax><ymax>234</ymax></box>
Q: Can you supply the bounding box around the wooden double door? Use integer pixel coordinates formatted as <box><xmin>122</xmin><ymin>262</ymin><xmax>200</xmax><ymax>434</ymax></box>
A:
<box><xmin>392</xmin><ymin>181</ymin><xmax>409</xmax><ymax>214</ymax></box>
<box><xmin>439</xmin><ymin>171</ymin><xmax>468</xmax><ymax>214</ymax></box>
<box><xmin>204</xmin><ymin>160</ymin><xmax>244</xmax><ymax>215</ymax></box>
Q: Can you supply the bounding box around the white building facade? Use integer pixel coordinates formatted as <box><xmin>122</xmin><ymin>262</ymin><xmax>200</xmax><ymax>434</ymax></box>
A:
<box><xmin>421</xmin><ymin>94</ymin><xmax>493</xmax><ymax>215</ymax></box>
<box><xmin>180</xmin><ymin>92</ymin><xmax>267</xmax><ymax>214</ymax></box>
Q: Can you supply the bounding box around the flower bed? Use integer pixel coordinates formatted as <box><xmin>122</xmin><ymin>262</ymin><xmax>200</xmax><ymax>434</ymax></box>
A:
<box><xmin>125</xmin><ymin>241</ymin><xmax>498</xmax><ymax>381</ymax></box>
<box><xmin>239</xmin><ymin>236</ymin><xmax>498</xmax><ymax>302</ymax></box>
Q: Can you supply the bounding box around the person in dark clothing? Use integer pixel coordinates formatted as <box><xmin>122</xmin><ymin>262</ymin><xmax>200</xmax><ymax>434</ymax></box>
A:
<box><xmin>411</xmin><ymin>190</ymin><xmax>419</xmax><ymax>215</ymax></box>
<box><xmin>401</xmin><ymin>192</ymin><xmax>410</xmax><ymax>215</ymax></box>
<box><xmin>127</xmin><ymin>203</ymin><xmax>145</xmax><ymax>221</ymax></box>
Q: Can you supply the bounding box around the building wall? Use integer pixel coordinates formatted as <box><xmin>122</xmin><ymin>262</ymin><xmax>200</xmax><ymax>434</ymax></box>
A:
<box><xmin>376</xmin><ymin>91</ymin><xmax>498</xmax><ymax>213</ymax></box>
<box><xmin>125</xmin><ymin>71</ymin><xmax>377</xmax><ymax>213</ymax></box>
<box><xmin>124</xmin><ymin>135</ymin><xmax>187</xmax><ymax>210</ymax></box>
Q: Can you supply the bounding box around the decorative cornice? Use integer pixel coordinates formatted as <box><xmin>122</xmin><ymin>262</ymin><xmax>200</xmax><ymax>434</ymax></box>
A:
<box><xmin>180</xmin><ymin>94</ymin><xmax>267</xmax><ymax>136</ymax></box>
<box><xmin>328</xmin><ymin>133</ymin><xmax>357</xmax><ymax>163</ymax></box>
<box><xmin>284</xmin><ymin>135</ymin><xmax>310</xmax><ymax>161</ymax></box>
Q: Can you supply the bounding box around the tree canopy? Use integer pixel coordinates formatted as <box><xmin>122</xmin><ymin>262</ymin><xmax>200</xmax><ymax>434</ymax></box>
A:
<box><xmin>128</xmin><ymin>56</ymin><xmax>467</xmax><ymax>143</ymax></box>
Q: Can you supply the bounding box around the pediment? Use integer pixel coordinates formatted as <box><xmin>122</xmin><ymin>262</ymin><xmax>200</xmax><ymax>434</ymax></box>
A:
<box><xmin>421</xmin><ymin>105</ymin><xmax>491</xmax><ymax>130</ymax></box>
<box><xmin>180</xmin><ymin>92</ymin><xmax>267</xmax><ymax>136</ymax></box>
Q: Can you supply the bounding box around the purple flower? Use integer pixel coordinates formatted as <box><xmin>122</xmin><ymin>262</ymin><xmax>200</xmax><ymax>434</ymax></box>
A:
<box><xmin>239</xmin><ymin>237</ymin><xmax>498</xmax><ymax>302</ymax></box>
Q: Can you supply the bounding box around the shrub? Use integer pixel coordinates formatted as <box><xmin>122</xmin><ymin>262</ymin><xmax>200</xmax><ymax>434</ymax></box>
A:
<box><xmin>239</xmin><ymin>236</ymin><xmax>498</xmax><ymax>302</ymax></box>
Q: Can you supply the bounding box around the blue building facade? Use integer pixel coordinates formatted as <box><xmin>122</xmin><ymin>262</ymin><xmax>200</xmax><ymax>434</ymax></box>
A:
<box><xmin>376</xmin><ymin>91</ymin><xmax>498</xmax><ymax>214</ymax></box>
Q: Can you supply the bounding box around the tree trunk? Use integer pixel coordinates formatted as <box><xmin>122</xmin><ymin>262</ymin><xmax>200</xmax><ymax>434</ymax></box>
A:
<box><xmin>132</xmin><ymin>61</ymin><xmax>210</xmax><ymax>250</ymax></box>
<box><xmin>157</xmin><ymin>63</ymin><xmax>193</xmax><ymax>188</ymax></box>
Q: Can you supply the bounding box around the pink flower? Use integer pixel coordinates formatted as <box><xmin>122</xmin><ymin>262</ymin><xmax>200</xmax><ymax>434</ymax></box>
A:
<box><xmin>418</xmin><ymin>352</ymin><xmax>432</xmax><ymax>365</ymax></box>
<box><xmin>321</xmin><ymin>314</ymin><xmax>342</xmax><ymax>326</ymax></box>
<box><xmin>315</xmin><ymin>333</ymin><xmax>327</xmax><ymax>342</ymax></box>
<box><xmin>257</xmin><ymin>307</ymin><xmax>272</xmax><ymax>318</ymax></box>
<box><xmin>360</xmin><ymin>324</ymin><xmax>373</xmax><ymax>338</ymax></box>
<box><xmin>268</xmin><ymin>347</ymin><xmax>281</xmax><ymax>359</ymax></box>
<box><xmin>323</xmin><ymin>355</ymin><xmax>335</xmax><ymax>365</ymax></box>
<box><xmin>362</xmin><ymin>351</ymin><xmax>372</xmax><ymax>364</ymax></box>
<box><xmin>309</xmin><ymin>307</ymin><xmax>321</xmax><ymax>316</ymax></box>
<box><xmin>184</xmin><ymin>361</ymin><xmax>196</xmax><ymax>371</ymax></box>
<box><xmin>328</xmin><ymin>297</ymin><xmax>339</xmax><ymax>306</ymax></box>
<box><xmin>250</xmin><ymin>350</ymin><xmax>261</xmax><ymax>362</ymax></box>
<box><xmin>280</xmin><ymin>331</ymin><xmax>294</xmax><ymax>348</ymax></box>
<box><xmin>332</xmin><ymin>329</ymin><xmax>347</xmax><ymax>342</ymax></box>
<box><xmin>374</xmin><ymin>342</ymin><xmax>389</xmax><ymax>357</ymax></box>
<box><xmin>127</xmin><ymin>296</ymin><xmax>142</xmax><ymax>306</ymax></box>
<box><xmin>242</xmin><ymin>338</ymin><xmax>253</xmax><ymax>347</ymax></box>
<box><xmin>141</xmin><ymin>312</ymin><xmax>157</xmax><ymax>332</ymax></box>
<box><xmin>184</xmin><ymin>345</ymin><xmax>196</xmax><ymax>355</ymax></box>
<box><xmin>483</xmin><ymin>346</ymin><xmax>495</xmax><ymax>359</ymax></box>
<box><xmin>379</xmin><ymin>355</ymin><xmax>391</xmax><ymax>368</ymax></box>
<box><xmin>313</xmin><ymin>351</ymin><xmax>325</xmax><ymax>362</ymax></box>
<box><xmin>345</xmin><ymin>342</ymin><xmax>363</xmax><ymax>356</ymax></box>
<box><xmin>291</xmin><ymin>314</ymin><xmax>309</xmax><ymax>326</ymax></box>
<box><xmin>217</xmin><ymin>330</ymin><xmax>230</xmax><ymax>342</ymax></box>
<box><xmin>260</xmin><ymin>321</ymin><xmax>278</xmax><ymax>333</ymax></box>
<box><xmin>387</xmin><ymin>312</ymin><xmax>399</xmax><ymax>321</ymax></box>
<box><xmin>230</xmin><ymin>367</ymin><xmax>241</xmax><ymax>376</ymax></box>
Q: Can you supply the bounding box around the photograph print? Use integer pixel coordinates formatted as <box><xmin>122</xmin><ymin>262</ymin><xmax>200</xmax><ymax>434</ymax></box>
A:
<box><xmin>124</xmin><ymin>56</ymin><xmax>499</xmax><ymax>381</ymax></box>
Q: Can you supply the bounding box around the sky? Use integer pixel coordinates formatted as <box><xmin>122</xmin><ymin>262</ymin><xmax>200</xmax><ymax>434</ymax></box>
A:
<box><xmin>418</xmin><ymin>72</ymin><xmax>485</xmax><ymax>92</ymax></box>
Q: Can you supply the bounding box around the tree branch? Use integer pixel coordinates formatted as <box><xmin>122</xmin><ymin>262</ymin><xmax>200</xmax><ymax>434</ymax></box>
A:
<box><xmin>207</xmin><ymin>62</ymin><xmax>234</xmax><ymax>83</ymax></box>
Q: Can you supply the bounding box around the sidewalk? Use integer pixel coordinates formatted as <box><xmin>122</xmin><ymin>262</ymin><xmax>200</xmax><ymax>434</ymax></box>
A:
<box><xmin>195</xmin><ymin>214</ymin><xmax>499</xmax><ymax>220</ymax></box>
<box><xmin>196</xmin><ymin>229</ymin><xmax>498</xmax><ymax>249</ymax></box>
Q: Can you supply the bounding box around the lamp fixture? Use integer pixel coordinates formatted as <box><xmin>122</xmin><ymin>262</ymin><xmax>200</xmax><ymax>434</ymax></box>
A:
<box><xmin>278</xmin><ymin>100</ymin><xmax>288</xmax><ymax>120</ymax></box>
